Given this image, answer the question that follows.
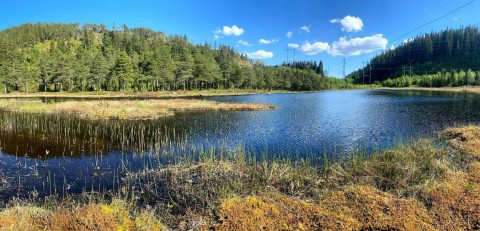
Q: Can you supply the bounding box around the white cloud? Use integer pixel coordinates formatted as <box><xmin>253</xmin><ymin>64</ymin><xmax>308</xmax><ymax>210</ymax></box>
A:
<box><xmin>330</xmin><ymin>15</ymin><xmax>363</xmax><ymax>32</ymax></box>
<box><xmin>301</xmin><ymin>41</ymin><xmax>329</xmax><ymax>55</ymax></box>
<box><xmin>390</xmin><ymin>44</ymin><xmax>396</xmax><ymax>50</ymax></box>
<box><xmin>214</xmin><ymin>25</ymin><xmax>245</xmax><ymax>36</ymax></box>
<box><xmin>286</xmin><ymin>31</ymin><xmax>293</xmax><ymax>38</ymax></box>
<box><xmin>288</xmin><ymin>43</ymin><xmax>299</xmax><ymax>48</ymax></box>
<box><xmin>259</xmin><ymin>38</ymin><xmax>279</xmax><ymax>45</ymax></box>
<box><xmin>245</xmin><ymin>50</ymin><xmax>274</xmax><ymax>59</ymax></box>
<box><xmin>327</xmin><ymin>34</ymin><xmax>388</xmax><ymax>56</ymax></box>
<box><xmin>330</xmin><ymin>19</ymin><xmax>340</xmax><ymax>23</ymax></box>
<box><xmin>300</xmin><ymin>25</ymin><xmax>311</xmax><ymax>33</ymax></box>
<box><xmin>403</xmin><ymin>38</ymin><xmax>413</xmax><ymax>44</ymax></box>
<box><xmin>237</xmin><ymin>40</ymin><xmax>252</xmax><ymax>46</ymax></box>
<box><xmin>213</xmin><ymin>34</ymin><xmax>223</xmax><ymax>39</ymax></box>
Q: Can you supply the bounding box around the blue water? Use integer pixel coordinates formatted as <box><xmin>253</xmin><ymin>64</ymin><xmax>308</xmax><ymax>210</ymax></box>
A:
<box><xmin>1</xmin><ymin>89</ymin><xmax>480</xmax><ymax>199</ymax></box>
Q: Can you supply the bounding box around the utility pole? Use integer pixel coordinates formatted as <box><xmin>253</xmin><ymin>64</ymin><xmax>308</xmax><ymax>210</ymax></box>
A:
<box><xmin>363</xmin><ymin>62</ymin><xmax>371</xmax><ymax>85</ymax></box>
<box><xmin>369</xmin><ymin>65</ymin><xmax>372</xmax><ymax>85</ymax></box>
<box><xmin>362</xmin><ymin>61</ymin><xmax>366</xmax><ymax>85</ymax></box>
<box><xmin>343</xmin><ymin>58</ymin><xmax>346</xmax><ymax>87</ymax></box>
<box><xmin>283</xmin><ymin>47</ymin><xmax>297</xmax><ymax>66</ymax></box>
<box><xmin>283</xmin><ymin>47</ymin><xmax>290</xmax><ymax>64</ymax></box>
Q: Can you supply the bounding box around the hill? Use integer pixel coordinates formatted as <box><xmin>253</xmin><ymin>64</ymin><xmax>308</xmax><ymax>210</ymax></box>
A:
<box><xmin>348</xmin><ymin>26</ymin><xmax>480</xmax><ymax>86</ymax></box>
<box><xmin>0</xmin><ymin>23</ymin><xmax>342</xmax><ymax>93</ymax></box>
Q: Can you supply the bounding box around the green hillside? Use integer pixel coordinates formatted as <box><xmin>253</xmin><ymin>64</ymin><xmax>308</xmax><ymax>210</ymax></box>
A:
<box><xmin>0</xmin><ymin>23</ymin><xmax>342</xmax><ymax>93</ymax></box>
<box><xmin>349</xmin><ymin>26</ymin><xmax>480</xmax><ymax>87</ymax></box>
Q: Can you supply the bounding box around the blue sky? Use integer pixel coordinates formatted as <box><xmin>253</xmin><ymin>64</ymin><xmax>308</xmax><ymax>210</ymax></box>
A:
<box><xmin>1</xmin><ymin>0</ymin><xmax>479</xmax><ymax>77</ymax></box>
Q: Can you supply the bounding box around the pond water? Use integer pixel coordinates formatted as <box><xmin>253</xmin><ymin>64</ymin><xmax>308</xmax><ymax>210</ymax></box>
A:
<box><xmin>1</xmin><ymin>89</ymin><xmax>480</xmax><ymax>200</ymax></box>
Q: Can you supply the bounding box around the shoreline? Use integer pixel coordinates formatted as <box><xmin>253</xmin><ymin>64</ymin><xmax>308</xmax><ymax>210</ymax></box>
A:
<box><xmin>0</xmin><ymin>89</ymin><xmax>291</xmax><ymax>99</ymax></box>
<box><xmin>376</xmin><ymin>86</ymin><xmax>480</xmax><ymax>94</ymax></box>
<box><xmin>0</xmin><ymin>125</ymin><xmax>479</xmax><ymax>229</ymax></box>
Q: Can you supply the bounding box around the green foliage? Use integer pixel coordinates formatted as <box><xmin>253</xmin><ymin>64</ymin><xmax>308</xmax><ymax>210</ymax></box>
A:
<box><xmin>350</xmin><ymin>27</ymin><xmax>480</xmax><ymax>84</ymax></box>
<box><xmin>0</xmin><ymin>23</ymin><xmax>345</xmax><ymax>92</ymax></box>
<box><xmin>381</xmin><ymin>69</ymin><xmax>480</xmax><ymax>88</ymax></box>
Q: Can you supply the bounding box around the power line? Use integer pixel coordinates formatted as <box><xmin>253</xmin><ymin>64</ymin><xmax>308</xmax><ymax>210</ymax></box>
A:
<box><xmin>391</xmin><ymin>0</ymin><xmax>478</xmax><ymax>43</ymax></box>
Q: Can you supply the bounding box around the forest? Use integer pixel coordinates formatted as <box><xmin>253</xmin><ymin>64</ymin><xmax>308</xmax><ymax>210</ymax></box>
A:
<box><xmin>0</xmin><ymin>23</ymin><xmax>342</xmax><ymax>93</ymax></box>
<box><xmin>348</xmin><ymin>26</ymin><xmax>480</xmax><ymax>86</ymax></box>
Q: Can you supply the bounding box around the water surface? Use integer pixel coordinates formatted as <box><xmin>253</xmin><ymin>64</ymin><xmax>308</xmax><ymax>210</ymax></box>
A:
<box><xmin>1</xmin><ymin>89</ymin><xmax>480</xmax><ymax>200</ymax></box>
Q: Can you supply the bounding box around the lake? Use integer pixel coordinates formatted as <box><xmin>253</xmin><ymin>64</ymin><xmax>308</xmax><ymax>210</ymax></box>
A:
<box><xmin>1</xmin><ymin>89</ymin><xmax>480</xmax><ymax>200</ymax></box>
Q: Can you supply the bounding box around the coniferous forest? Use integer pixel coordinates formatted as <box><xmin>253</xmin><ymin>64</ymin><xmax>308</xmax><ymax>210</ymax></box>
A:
<box><xmin>0</xmin><ymin>23</ymin><xmax>342</xmax><ymax>93</ymax></box>
<box><xmin>348</xmin><ymin>26</ymin><xmax>480</xmax><ymax>87</ymax></box>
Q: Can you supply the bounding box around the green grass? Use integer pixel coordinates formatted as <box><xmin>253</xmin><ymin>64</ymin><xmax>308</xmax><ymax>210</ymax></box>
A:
<box><xmin>1</xmin><ymin>126</ymin><xmax>480</xmax><ymax>230</ymax></box>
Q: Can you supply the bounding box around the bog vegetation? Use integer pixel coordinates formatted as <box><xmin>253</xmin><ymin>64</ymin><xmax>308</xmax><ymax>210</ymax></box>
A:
<box><xmin>0</xmin><ymin>125</ymin><xmax>480</xmax><ymax>230</ymax></box>
<box><xmin>0</xmin><ymin>23</ymin><xmax>345</xmax><ymax>94</ymax></box>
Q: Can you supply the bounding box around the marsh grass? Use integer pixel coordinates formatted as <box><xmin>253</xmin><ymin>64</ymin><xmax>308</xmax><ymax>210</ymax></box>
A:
<box><xmin>1</xmin><ymin>125</ymin><xmax>480</xmax><ymax>230</ymax></box>
<box><xmin>0</xmin><ymin>99</ymin><xmax>276</xmax><ymax>120</ymax></box>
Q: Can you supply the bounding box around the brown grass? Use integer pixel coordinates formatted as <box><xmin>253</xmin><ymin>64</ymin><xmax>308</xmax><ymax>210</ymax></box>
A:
<box><xmin>1</xmin><ymin>125</ymin><xmax>480</xmax><ymax>230</ymax></box>
<box><xmin>439</xmin><ymin>125</ymin><xmax>480</xmax><ymax>159</ymax></box>
<box><xmin>0</xmin><ymin>200</ymin><xmax>167</xmax><ymax>231</ymax></box>
<box><xmin>216</xmin><ymin>185</ymin><xmax>435</xmax><ymax>231</ymax></box>
<box><xmin>0</xmin><ymin>99</ymin><xmax>276</xmax><ymax>120</ymax></box>
<box><xmin>216</xmin><ymin>193</ymin><xmax>358</xmax><ymax>230</ymax></box>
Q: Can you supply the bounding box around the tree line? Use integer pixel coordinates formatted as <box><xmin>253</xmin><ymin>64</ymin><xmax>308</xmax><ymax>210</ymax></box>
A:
<box><xmin>381</xmin><ymin>69</ymin><xmax>480</xmax><ymax>88</ymax></box>
<box><xmin>348</xmin><ymin>26</ymin><xmax>480</xmax><ymax>85</ymax></box>
<box><xmin>0</xmin><ymin>23</ymin><xmax>342</xmax><ymax>93</ymax></box>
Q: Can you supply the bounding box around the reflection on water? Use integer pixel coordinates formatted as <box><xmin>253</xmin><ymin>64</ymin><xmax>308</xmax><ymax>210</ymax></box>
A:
<box><xmin>1</xmin><ymin>89</ymin><xmax>480</xmax><ymax>200</ymax></box>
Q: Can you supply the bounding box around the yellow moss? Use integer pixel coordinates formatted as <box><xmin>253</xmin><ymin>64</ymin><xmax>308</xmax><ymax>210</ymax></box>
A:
<box><xmin>467</xmin><ymin>161</ymin><xmax>480</xmax><ymax>182</ymax></box>
<box><xmin>0</xmin><ymin>206</ymin><xmax>52</xmax><ymax>231</ymax></box>
<box><xmin>427</xmin><ymin>170</ymin><xmax>480</xmax><ymax>230</ymax></box>
<box><xmin>440</xmin><ymin>126</ymin><xmax>480</xmax><ymax>158</ymax></box>
<box><xmin>320</xmin><ymin>185</ymin><xmax>436</xmax><ymax>231</ymax></box>
<box><xmin>0</xmin><ymin>201</ymin><xmax>167</xmax><ymax>231</ymax></box>
<box><xmin>216</xmin><ymin>194</ymin><xmax>358</xmax><ymax>231</ymax></box>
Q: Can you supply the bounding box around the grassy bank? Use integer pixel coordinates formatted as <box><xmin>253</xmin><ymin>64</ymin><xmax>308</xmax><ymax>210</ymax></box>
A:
<box><xmin>379</xmin><ymin>86</ymin><xmax>480</xmax><ymax>95</ymax></box>
<box><xmin>0</xmin><ymin>89</ymin><xmax>287</xmax><ymax>98</ymax></box>
<box><xmin>1</xmin><ymin>126</ymin><xmax>480</xmax><ymax>230</ymax></box>
<box><xmin>0</xmin><ymin>98</ymin><xmax>276</xmax><ymax>120</ymax></box>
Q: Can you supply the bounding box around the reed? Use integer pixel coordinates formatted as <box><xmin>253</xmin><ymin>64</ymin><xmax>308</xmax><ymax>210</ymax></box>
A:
<box><xmin>1</xmin><ymin>112</ymin><xmax>480</xmax><ymax>230</ymax></box>
<box><xmin>0</xmin><ymin>98</ymin><xmax>276</xmax><ymax>120</ymax></box>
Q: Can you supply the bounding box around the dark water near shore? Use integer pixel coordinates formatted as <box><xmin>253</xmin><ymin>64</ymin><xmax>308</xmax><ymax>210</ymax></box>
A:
<box><xmin>1</xmin><ymin>89</ymin><xmax>480</xmax><ymax>200</ymax></box>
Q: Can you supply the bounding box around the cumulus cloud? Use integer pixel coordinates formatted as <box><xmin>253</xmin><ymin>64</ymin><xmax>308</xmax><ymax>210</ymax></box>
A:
<box><xmin>214</xmin><ymin>25</ymin><xmax>245</xmax><ymax>36</ymax></box>
<box><xmin>259</xmin><ymin>38</ymin><xmax>279</xmax><ymax>45</ymax></box>
<box><xmin>327</xmin><ymin>34</ymin><xmax>388</xmax><ymax>56</ymax></box>
<box><xmin>286</xmin><ymin>31</ymin><xmax>293</xmax><ymax>38</ymax></box>
<box><xmin>237</xmin><ymin>40</ymin><xmax>252</xmax><ymax>46</ymax></box>
<box><xmin>300</xmin><ymin>25</ymin><xmax>311</xmax><ymax>33</ymax></box>
<box><xmin>245</xmin><ymin>50</ymin><xmax>274</xmax><ymax>59</ymax></box>
<box><xmin>301</xmin><ymin>41</ymin><xmax>329</xmax><ymax>55</ymax></box>
<box><xmin>330</xmin><ymin>15</ymin><xmax>363</xmax><ymax>32</ymax></box>
<box><xmin>288</xmin><ymin>43</ymin><xmax>299</xmax><ymax>48</ymax></box>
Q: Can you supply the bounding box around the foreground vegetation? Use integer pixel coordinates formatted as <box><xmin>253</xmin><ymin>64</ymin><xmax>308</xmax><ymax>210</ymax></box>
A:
<box><xmin>0</xmin><ymin>98</ymin><xmax>276</xmax><ymax>120</ymax></box>
<box><xmin>0</xmin><ymin>125</ymin><xmax>480</xmax><ymax>230</ymax></box>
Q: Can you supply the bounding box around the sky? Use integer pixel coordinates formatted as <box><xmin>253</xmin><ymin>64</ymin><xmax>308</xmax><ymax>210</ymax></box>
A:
<box><xmin>1</xmin><ymin>0</ymin><xmax>479</xmax><ymax>77</ymax></box>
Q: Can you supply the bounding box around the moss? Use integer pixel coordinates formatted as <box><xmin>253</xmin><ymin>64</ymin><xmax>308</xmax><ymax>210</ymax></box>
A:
<box><xmin>321</xmin><ymin>185</ymin><xmax>436</xmax><ymax>230</ymax></box>
<box><xmin>0</xmin><ymin>200</ymin><xmax>168</xmax><ymax>231</ymax></box>
<box><xmin>440</xmin><ymin>125</ymin><xmax>480</xmax><ymax>159</ymax></box>
<box><xmin>216</xmin><ymin>193</ymin><xmax>358</xmax><ymax>230</ymax></box>
<box><xmin>427</xmin><ymin>168</ymin><xmax>480</xmax><ymax>230</ymax></box>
